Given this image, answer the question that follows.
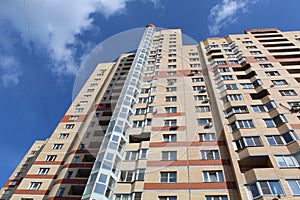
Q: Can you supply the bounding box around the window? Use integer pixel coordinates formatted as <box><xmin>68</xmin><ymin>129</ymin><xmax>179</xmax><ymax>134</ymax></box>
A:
<box><xmin>255</xmin><ymin>57</ymin><xmax>267</xmax><ymax>61</ymax></box>
<box><xmin>133</xmin><ymin>120</ymin><xmax>146</xmax><ymax>128</ymax></box>
<box><xmin>15</xmin><ymin>172</ymin><xmax>22</xmax><ymax>177</ymax></box>
<box><xmin>87</xmin><ymin>89</ymin><xmax>94</xmax><ymax>93</ymax></box>
<box><xmin>280</xmin><ymin>90</ymin><xmax>297</xmax><ymax>96</ymax></box>
<box><xmin>197</xmin><ymin>118</ymin><xmax>212</xmax><ymax>126</ymax></box>
<box><xmin>168</xmin><ymin>65</ymin><xmax>177</xmax><ymax>69</ymax></box>
<box><xmin>164</xmin><ymin>119</ymin><xmax>177</xmax><ymax>127</ymax></box>
<box><xmin>264</xmin><ymin>119</ymin><xmax>276</xmax><ymax>128</ymax></box>
<box><xmin>246</xmin><ymin>46</ymin><xmax>257</xmax><ymax>49</ymax></box>
<box><xmin>166</xmin><ymin>87</ymin><xmax>176</xmax><ymax>92</ymax></box>
<box><xmin>160</xmin><ymin>172</ymin><xmax>177</xmax><ymax>183</ymax></box>
<box><xmin>66</xmin><ymin>171</ymin><xmax>73</xmax><ymax>179</ymax></box>
<box><xmin>189</xmin><ymin>52</ymin><xmax>198</xmax><ymax>56</ymax></box>
<box><xmin>260</xmin><ymin>63</ymin><xmax>273</xmax><ymax>68</ymax></box>
<box><xmin>167</xmin><ymin>79</ymin><xmax>176</xmax><ymax>85</ymax></box>
<box><xmin>28</xmin><ymin>182</ymin><xmax>41</xmax><ymax>190</ymax></box>
<box><xmin>58</xmin><ymin>188</ymin><xmax>65</xmax><ymax>197</ymax></box>
<box><xmin>75</xmin><ymin>108</ymin><xmax>83</xmax><ymax>113</ymax></box>
<box><xmin>38</xmin><ymin>168</ymin><xmax>50</xmax><ymax>175</ymax></box>
<box><xmin>266</xmin><ymin>135</ymin><xmax>285</xmax><ymax>146</ymax></box>
<box><xmin>229</xmin><ymin>120</ymin><xmax>255</xmax><ymax>132</ymax></box>
<box><xmin>21</xmin><ymin>164</ymin><xmax>27</xmax><ymax>169</ymax></box>
<box><xmin>115</xmin><ymin>194</ymin><xmax>132</xmax><ymax>200</ymax></box>
<box><xmin>251</xmin><ymin>105</ymin><xmax>265</xmax><ymax>113</ymax></box>
<box><xmin>190</xmin><ymin>58</ymin><xmax>200</xmax><ymax>62</ymax></box>
<box><xmin>162</xmin><ymin>151</ymin><xmax>177</xmax><ymax>160</ymax></box>
<box><xmin>252</xmin><ymin>101</ymin><xmax>276</xmax><ymax>112</ymax></box>
<box><xmin>190</xmin><ymin>64</ymin><xmax>200</xmax><ymax>68</ymax></box>
<box><xmin>163</xmin><ymin>134</ymin><xmax>177</xmax><ymax>142</ymax></box>
<box><xmin>275</xmin><ymin>155</ymin><xmax>298</xmax><ymax>167</ymax></box>
<box><xmin>287</xmin><ymin>180</ymin><xmax>300</xmax><ymax>195</ymax></box>
<box><xmin>272</xmin><ymin>79</ymin><xmax>288</xmax><ymax>85</ymax></box>
<box><xmin>192</xmin><ymin>78</ymin><xmax>204</xmax><ymax>82</ymax></box>
<box><xmin>201</xmin><ymin>150</ymin><xmax>219</xmax><ymax>160</ymax></box>
<box><xmin>135</xmin><ymin>108</ymin><xmax>147</xmax><ymax>115</ymax></box>
<box><xmin>234</xmin><ymin>136</ymin><xmax>262</xmax><ymax>150</ymax></box>
<box><xmin>225</xmin><ymin>84</ymin><xmax>238</xmax><ymax>90</ymax></box>
<box><xmin>247</xmin><ymin>180</ymin><xmax>284</xmax><ymax>198</ymax></box>
<box><xmin>224</xmin><ymin>106</ymin><xmax>248</xmax><ymax>117</ymax></box>
<box><xmin>26</xmin><ymin>157</ymin><xmax>33</xmax><ymax>162</ymax></box>
<box><xmin>125</xmin><ymin>151</ymin><xmax>138</xmax><ymax>161</ymax></box>
<box><xmin>266</xmin><ymin>71</ymin><xmax>280</xmax><ymax>76</ymax></box>
<box><xmin>243</xmin><ymin>41</ymin><xmax>253</xmax><ymax>44</ymax></box>
<box><xmin>52</xmin><ymin>144</ymin><xmax>63</xmax><ymax>150</ymax></box>
<box><xmin>199</xmin><ymin>133</ymin><xmax>216</xmax><ymax>141</ymax></box>
<box><xmin>229</xmin><ymin>60</ymin><xmax>238</xmax><ymax>64</ymax></box>
<box><xmin>193</xmin><ymin>86</ymin><xmax>206</xmax><ymax>91</ymax></box>
<box><xmin>80</xmin><ymin>100</ymin><xmax>88</xmax><ymax>105</ymax></box>
<box><xmin>194</xmin><ymin>95</ymin><xmax>208</xmax><ymax>101</ymax></box>
<box><xmin>139</xmin><ymin>149</ymin><xmax>148</xmax><ymax>159</ymax></box>
<box><xmin>69</xmin><ymin>116</ymin><xmax>78</xmax><ymax>120</ymax></box>
<box><xmin>46</xmin><ymin>155</ymin><xmax>57</xmax><ymax>162</ymax></box>
<box><xmin>136</xmin><ymin>169</ymin><xmax>145</xmax><ymax>181</ymax></box>
<box><xmin>159</xmin><ymin>197</ymin><xmax>177</xmax><ymax>200</ymax></box>
<box><xmin>273</xmin><ymin>114</ymin><xmax>288</xmax><ymax>126</ymax></box>
<box><xmin>205</xmin><ymin>196</ymin><xmax>228</xmax><ymax>200</ymax></box>
<box><xmin>166</xmin><ymin>96</ymin><xmax>177</xmax><ymax>102</ymax></box>
<box><xmin>168</xmin><ymin>59</ymin><xmax>176</xmax><ymax>63</ymax></box>
<box><xmin>59</xmin><ymin>133</ymin><xmax>69</xmax><ymax>139</ymax></box>
<box><xmin>65</xmin><ymin>124</ymin><xmax>74</xmax><ymax>129</ymax></box>
<box><xmin>288</xmin><ymin>101</ymin><xmax>300</xmax><ymax>107</ymax></box>
<box><xmin>9</xmin><ymin>181</ymin><xmax>17</xmax><ymax>186</ymax></box>
<box><xmin>264</xmin><ymin>114</ymin><xmax>287</xmax><ymax>127</ymax></box>
<box><xmin>196</xmin><ymin>106</ymin><xmax>210</xmax><ymax>112</ymax></box>
<box><xmin>221</xmin><ymin>75</ymin><xmax>233</xmax><ymax>80</ymax></box>
<box><xmin>2</xmin><ymin>189</ymin><xmax>11</xmax><ymax>195</ymax></box>
<box><xmin>203</xmin><ymin>171</ymin><xmax>224</xmax><ymax>182</ymax></box>
<box><xmin>140</xmin><ymin>88</ymin><xmax>150</xmax><ymax>94</ymax></box>
<box><xmin>120</xmin><ymin>169</ymin><xmax>145</xmax><ymax>182</ymax></box>
<box><xmin>223</xmin><ymin>94</ymin><xmax>243</xmax><ymax>103</ymax></box>
<box><xmin>250</xmin><ymin>51</ymin><xmax>262</xmax><ymax>55</ymax></box>
<box><xmin>241</xmin><ymin>83</ymin><xmax>254</xmax><ymax>89</ymax></box>
<box><xmin>266</xmin><ymin>131</ymin><xmax>298</xmax><ymax>145</ymax></box>
<box><xmin>282</xmin><ymin>130</ymin><xmax>299</xmax><ymax>144</ymax></box>
<box><xmin>165</xmin><ymin>107</ymin><xmax>177</xmax><ymax>113</ymax></box>
<box><xmin>83</xmin><ymin>94</ymin><xmax>91</xmax><ymax>98</ymax></box>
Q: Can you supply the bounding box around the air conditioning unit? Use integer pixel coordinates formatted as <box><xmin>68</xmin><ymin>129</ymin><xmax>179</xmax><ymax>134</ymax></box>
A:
<box><xmin>290</xmin><ymin>106</ymin><xmax>300</xmax><ymax>113</ymax></box>
<box><xmin>76</xmin><ymin>103</ymin><xmax>81</xmax><ymax>107</ymax></box>
<box><xmin>204</xmin><ymin>122</ymin><xmax>212</xmax><ymax>128</ymax></box>
<box><xmin>167</xmin><ymin>82</ymin><xmax>174</xmax><ymax>85</ymax></box>
<box><xmin>188</xmin><ymin>73</ymin><xmax>194</xmax><ymax>76</ymax></box>
<box><xmin>199</xmin><ymin>88</ymin><xmax>206</xmax><ymax>93</ymax></box>
<box><xmin>202</xmin><ymin>98</ymin><xmax>210</xmax><ymax>103</ymax></box>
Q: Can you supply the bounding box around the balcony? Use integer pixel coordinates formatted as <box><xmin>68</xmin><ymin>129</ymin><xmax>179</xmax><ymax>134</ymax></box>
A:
<box><xmin>243</xmin><ymin>168</ymin><xmax>278</xmax><ymax>183</ymax></box>
<box><xmin>238</xmin><ymin>155</ymin><xmax>272</xmax><ymax>173</ymax></box>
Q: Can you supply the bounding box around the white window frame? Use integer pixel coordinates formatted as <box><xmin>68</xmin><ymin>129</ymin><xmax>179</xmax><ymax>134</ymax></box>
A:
<box><xmin>28</xmin><ymin>182</ymin><xmax>41</xmax><ymax>190</ymax></box>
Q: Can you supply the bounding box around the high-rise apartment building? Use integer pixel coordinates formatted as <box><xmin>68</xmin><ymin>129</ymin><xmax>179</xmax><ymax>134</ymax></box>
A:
<box><xmin>1</xmin><ymin>25</ymin><xmax>300</xmax><ymax>200</ymax></box>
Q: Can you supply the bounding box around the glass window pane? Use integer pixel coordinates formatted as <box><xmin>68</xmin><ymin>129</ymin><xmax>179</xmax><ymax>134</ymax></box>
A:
<box><xmin>288</xmin><ymin>180</ymin><xmax>300</xmax><ymax>195</ymax></box>
<box><xmin>269</xmin><ymin>181</ymin><xmax>284</xmax><ymax>194</ymax></box>
<box><xmin>249</xmin><ymin>184</ymin><xmax>260</xmax><ymax>198</ymax></box>
<box><xmin>259</xmin><ymin>182</ymin><xmax>271</xmax><ymax>194</ymax></box>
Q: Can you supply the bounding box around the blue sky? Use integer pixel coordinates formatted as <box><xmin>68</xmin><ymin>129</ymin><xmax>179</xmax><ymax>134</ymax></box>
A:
<box><xmin>1</xmin><ymin>0</ymin><xmax>300</xmax><ymax>186</ymax></box>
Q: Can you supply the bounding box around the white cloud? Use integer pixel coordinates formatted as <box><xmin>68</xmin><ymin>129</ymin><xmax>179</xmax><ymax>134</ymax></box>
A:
<box><xmin>0</xmin><ymin>56</ymin><xmax>20</xmax><ymax>87</ymax></box>
<box><xmin>208</xmin><ymin>0</ymin><xmax>259</xmax><ymax>35</ymax></box>
<box><xmin>0</xmin><ymin>0</ymin><xmax>161</xmax><ymax>81</ymax></box>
